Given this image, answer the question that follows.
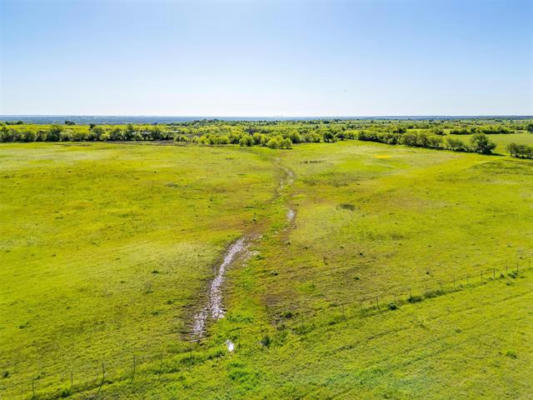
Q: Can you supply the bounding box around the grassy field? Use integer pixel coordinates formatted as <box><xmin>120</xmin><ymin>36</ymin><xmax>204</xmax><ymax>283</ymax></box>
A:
<box><xmin>0</xmin><ymin>143</ymin><xmax>279</xmax><ymax>398</ymax></box>
<box><xmin>453</xmin><ymin>132</ymin><xmax>533</xmax><ymax>154</ymax></box>
<box><xmin>0</xmin><ymin>141</ymin><xmax>531</xmax><ymax>399</ymax></box>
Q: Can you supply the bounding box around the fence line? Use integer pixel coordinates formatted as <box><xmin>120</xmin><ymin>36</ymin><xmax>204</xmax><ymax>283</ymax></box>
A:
<box><xmin>272</xmin><ymin>262</ymin><xmax>530</xmax><ymax>327</ymax></box>
<box><xmin>1</xmin><ymin>259</ymin><xmax>530</xmax><ymax>400</ymax></box>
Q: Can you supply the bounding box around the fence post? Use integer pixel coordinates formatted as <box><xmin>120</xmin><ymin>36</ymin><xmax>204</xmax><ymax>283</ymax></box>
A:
<box><xmin>132</xmin><ymin>355</ymin><xmax>136</xmax><ymax>383</ymax></box>
<box><xmin>95</xmin><ymin>362</ymin><xmax>105</xmax><ymax>396</ymax></box>
<box><xmin>159</xmin><ymin>352</ymin><xmax>165</xmax><ymax>381</ymax></box>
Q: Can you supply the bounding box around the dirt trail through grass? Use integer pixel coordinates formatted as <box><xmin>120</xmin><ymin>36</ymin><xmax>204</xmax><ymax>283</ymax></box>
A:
<box><xmin>191</xmin><ymin>159</ymin><xmax>296</xmax><ymax>340</ymax></box>
<box><xmin>192</xmin><ymin>237</ymin><xmax>250</xmax><ymax>338</ymax></box>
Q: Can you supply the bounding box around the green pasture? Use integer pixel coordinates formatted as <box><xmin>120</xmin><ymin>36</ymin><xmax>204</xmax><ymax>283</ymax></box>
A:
<box><xmin>0</xmin><ymin>141</ymin><xmax>531</xmax><ymax>399</ymax></box>
<box><xmin>0</xmin><ymin>143</ymin><xmax>278</xmax><ymax>398</ymax></box>
<box><xmin>451</xmin><ymin>132</ymin><xmax>533</xmax><ymax>154</ymax></box>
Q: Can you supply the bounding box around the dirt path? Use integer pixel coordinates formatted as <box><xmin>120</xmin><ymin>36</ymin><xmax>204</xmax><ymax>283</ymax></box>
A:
<box><xmin>192</xmin><ymin>237</ymin><xmax>249</xmax><ymax>338</ymax></box>
<box><xmin>191</xmin><ymin>160</ymin><xmax>296</xmax><ymax>341</ymax></box>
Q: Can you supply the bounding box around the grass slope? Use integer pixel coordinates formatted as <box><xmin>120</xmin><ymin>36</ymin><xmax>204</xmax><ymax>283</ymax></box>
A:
<box><xmin>0</xmin><ymin>141</ymin><xmax>531</xmax><ymax>399</ymax></box>
<box><xmin>0</xmin><ymin>143</ymin><xmax>278</xmax><ymax>398</ymax></box>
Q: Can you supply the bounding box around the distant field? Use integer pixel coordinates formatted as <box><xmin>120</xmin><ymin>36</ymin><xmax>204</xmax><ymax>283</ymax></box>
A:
<box><xmin>0</xmin><ymin>141</ymin><xmax>531</xmax><ymax>399</ymax></box>
<box><xmin>452</xmin><ymin>132</ymin><xmax>533</xmax><ymax>154</ymax></box>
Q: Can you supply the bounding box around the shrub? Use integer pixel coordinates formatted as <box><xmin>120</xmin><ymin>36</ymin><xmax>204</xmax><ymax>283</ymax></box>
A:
<box><xmin>470</xmin><ymin>133</ymin><xmax>496</xmax><ymax>154</ymax></box>
<box><xmin>59</xmin><ymin>129</ymin><xmax>73</xmax><ymax>141</ymax></box>
<box><xmin>449</xmin><ymin>128</ymin><xmax>471</xmax><ymax>135</ymax></box>
<box><xmin>217</xmin><ymin>135</ymin><xmax>230</xmax><ymax>145</ymax></box>
<box><xmin>505</xmin><ymin>351</ymin><xmax>518</xmax><ymax>359</ymax></box>
<box><xmin>323</xmin><ymin>131</ymin><xmax>336</xmax><ymax>142</ymax></box>
<box><xmin>400</xmin><ymin>132</ymin><xmax>418</xmax><ymax>146</ymax></box>
<box><xmin>267</xmin><ymin>136</ymin><xmax>282</xmax><ymax>149</ymax></box>
<box><xmin>260</xmin><ymin>335</ymin><xmax>272</xmax><ymax>347</ymax></box>
<box><xmin>229</xmin><ymin>133</ymin><xmax>241</xmax><ymax>144</ymax></box>
<box><xmin>36</xmin><ymin>130</ymin><xmax>47</xmax><ymax>141</ymax></box>
<box><xmin>280</xmin><ymin>138</ymin><xmax>292</xmax><ymax>149</ymax></box>
<box><xmin>109</xmin><ymin>127</ymin><xmax>124</xmax><ymax>141</ymax></box>
<box><xmin>125</xmin><ymin>124</ymin><xmax>135</xmax><ymax>139</ymax></box>
<box><xmin>446</xmin><ymin>137</ymin><xmax>467</xmax><ymax>152</ymax></box>
<box><xmin>507</xmin><ymin>143</ymin><xmax>533</xmax><ymax>159</ymax></box>
<box><xmin>173</xmin><ymin>134</ymin><xmax>188</xmax><ymax>143</ymax></box>
<box><xmin>252</xmin><ymin>133</ymin><xmax>263</xmax><ymax>145</ymax></box>
<box><xmin>88</xmin><ymin>126</ymin><xmax>104</xmax><ymax>141</ymax></box>
<box><xmin>424</xmin><ymin>289</ymin><xmax>445</xmax><ymax>299</ymax></box>
<box><xmin>46</xmin><ymin>125</ymin><xmax>63</xmax><ymax>141</ymax></box>
<box><xmin>22</xmin><ymin>130</ymin><xmax>37</xmax><ymax>142</ymax></box>
<box><xmin>71</xmin><ymin>130</ymin><xmax>88</xmax><ymax>141</ymax></box>
<box><xmin>407</xmin><ymin>295</ymin><xmax>422</xmax><ymax>303</ymax></box>
<box><xmin>289</xmin><ymin>132</ymin><xmax>302</xmax><ymax>144</ymax></box>
<box><xmin>305</xmin><ymin>133</ymin><xmax>321</xmax><ymax>143</ymax></box>
<box><xmin>239</xmin><ymin>135</ymin><xmax>253</xmax><ymax>147</ymax></box>
<box><xmin>427</xmin><ymin>135</ymin><xmax>443</xmax><ymax>149</ymax></box>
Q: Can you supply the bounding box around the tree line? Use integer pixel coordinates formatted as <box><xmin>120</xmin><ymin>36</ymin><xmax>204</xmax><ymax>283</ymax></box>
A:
<box><xmin>1</xmin><ymin>119</ymin><xmax>532</xmax><ymax>158</ymax></box>
<box><xmin>358</xmin><ymin>130</ymin><xmax>497</xmax><ymax>155</ymax></box>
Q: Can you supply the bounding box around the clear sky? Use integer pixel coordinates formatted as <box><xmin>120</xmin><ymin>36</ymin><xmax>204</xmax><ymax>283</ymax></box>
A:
<box><xmin>1</xmin><ymin>0</ymin><xmax>532</xmax><ymax>116</ymax></box>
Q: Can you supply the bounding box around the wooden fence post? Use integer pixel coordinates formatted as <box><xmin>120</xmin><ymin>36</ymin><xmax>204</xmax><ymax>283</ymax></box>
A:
<box><xmin>132</xmin><ymin>355</ymin><xmax>136</xmax><ymax>382</ymax></box>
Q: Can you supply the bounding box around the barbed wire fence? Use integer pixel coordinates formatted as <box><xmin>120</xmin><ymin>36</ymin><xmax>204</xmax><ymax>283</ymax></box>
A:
<box><xmin>1</xmin><ymin>257</ymin><xmax>530</xmax><ymax>400</ymax></box>
<box><xmin>280</xmin><ymin>255</ymin><xmax>532</xmax><ymax>325</ymax></box>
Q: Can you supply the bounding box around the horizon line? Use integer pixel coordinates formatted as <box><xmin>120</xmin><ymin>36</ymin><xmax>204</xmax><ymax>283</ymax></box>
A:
<box><xmin>2</xmin><ymin>114</ymin><xmax>532</xmax><ymax>118</ymax></box>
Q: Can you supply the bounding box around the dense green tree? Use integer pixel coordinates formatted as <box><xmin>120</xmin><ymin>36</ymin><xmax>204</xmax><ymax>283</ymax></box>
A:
<box><xmin>507</xmin><ymin>143</ymin><xmax>533</xmax><ymax>159</ymax></box>
<box><xmin>47</xmin><ymin>125</ymin><xmax>63</xmax><ymax>141</ymax></box>
<box><xmin>470</xmin><ymin>133</ymin><xmax>496</xmax><ymax>154</ymax></box>
<box><xmin>239</xmin><ymin>135</ymin><xmax>253</xmax><ymax>146</ymax></box>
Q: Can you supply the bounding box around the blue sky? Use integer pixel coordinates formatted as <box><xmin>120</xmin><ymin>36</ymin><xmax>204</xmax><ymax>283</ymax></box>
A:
<box><xmin>1</xmin><ymin>0</ymin><xmax>532</xmax><ymax>116</ymax></box>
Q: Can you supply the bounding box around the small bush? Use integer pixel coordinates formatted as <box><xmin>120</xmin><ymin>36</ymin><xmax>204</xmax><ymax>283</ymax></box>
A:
<box><xmin>407</xmin><ymin>295</ymin><xmax>422</xmax><ymax>304</ymax></box>
<box><xmin>507</xmin><ymin>142</ymin><xmax>533</xmax><ymax>159</ymax></box>
<box><xmin>239</xmin><ymin>135</ymin><xmax>253</xmax><ymax>147</ymax></box>
<box><xmin>505</xmin><ymin>351</ymin><xmax>517</xmax><ymax>359</ymax></box>
<box><xmin>423</xmin><ymin>289</ymin><xmax>444</xmax><ymax>299</ymax></box>
<box><xmin>260</xmin><ymin>335</ymin><xmax>272</xmax><ymax>347</ymax></box>
<box><xmin>470</xmin><ymin>133</ymin><xmax>496</xmax><ymax>154</ymax></box>
<box><xmin>339</xmin><ymin>203</ymin><xmax>355</xmax><ymax>211</ymax></box>
<box><xmin>508</xmin><ymin>271</ymin><xmax>519</xmax><ymax>279</ymax></box>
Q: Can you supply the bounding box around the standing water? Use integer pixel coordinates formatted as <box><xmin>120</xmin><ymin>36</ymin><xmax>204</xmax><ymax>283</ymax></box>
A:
<box><xmin>287</xmin><ymin>208</ymin><xmax>295</xmax><ymax>223</ymax></box>
<box><xmin>192</xmin><ymin>237</ymin><xmax>247</xmax><ymax>338</ymax></box>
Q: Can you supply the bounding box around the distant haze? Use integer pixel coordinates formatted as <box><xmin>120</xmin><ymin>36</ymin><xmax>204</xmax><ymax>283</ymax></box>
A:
<box><xmin>2</xmin><ymin>115</ymin><xmax>532</xmax><ymax>125</ymax></box>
